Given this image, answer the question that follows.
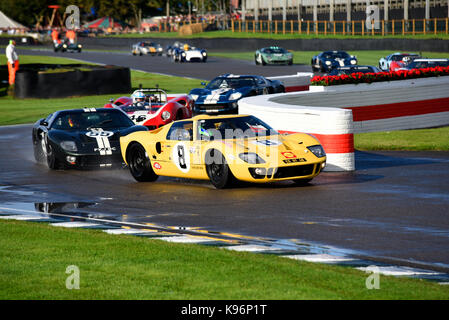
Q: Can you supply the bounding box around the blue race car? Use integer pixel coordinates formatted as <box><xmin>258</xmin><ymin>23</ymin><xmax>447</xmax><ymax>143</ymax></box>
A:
<box><xmin>189</xmin><ymin>74</ymin><xmax>285</xmax><ymax>115</ymax></box>
<box><xmin>311</xmin><ymin>51</ymin><xmax>357</xmax><ymax>73</ymax></box>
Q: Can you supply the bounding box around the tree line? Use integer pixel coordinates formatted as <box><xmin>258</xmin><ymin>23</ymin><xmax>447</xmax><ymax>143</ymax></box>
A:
<box><xmin>0</xmin><ymin>0</ymin><xmax>229</xmax><ymax>28</ymax></box>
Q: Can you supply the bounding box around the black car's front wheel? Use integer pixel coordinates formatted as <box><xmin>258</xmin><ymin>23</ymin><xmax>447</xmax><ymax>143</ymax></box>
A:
<box><xmin>205</xmin><ymin>149</ymin><xmax>235</xmax><ymax>189</ymax></box>
<box><xmin>46</xmin><ymin>142</ymin><xmax>62</xmax><ymax>170</ymax></box>
<box><xmin>127</xmin><ymin>143</ymin><xmax>159</xmax><ymax>182</ymax></box>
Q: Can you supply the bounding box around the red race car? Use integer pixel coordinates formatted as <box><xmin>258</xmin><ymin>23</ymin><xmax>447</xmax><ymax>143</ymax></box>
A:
<box><xmin>104</xmin><ymin>89</ymin><xmax>193</xmax><ymax>130</ymax></box>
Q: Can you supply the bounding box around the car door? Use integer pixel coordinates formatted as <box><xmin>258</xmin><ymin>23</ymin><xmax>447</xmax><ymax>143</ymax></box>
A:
<box><xmin>157</xmin><ymin>120</ymin><xmax>200</xmax><ymax>179</ymax></box>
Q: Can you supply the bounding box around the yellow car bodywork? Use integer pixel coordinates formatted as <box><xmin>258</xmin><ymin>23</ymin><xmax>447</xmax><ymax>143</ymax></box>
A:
<box><xmin>120</xmin><ymin>114</ymin><xmax>326</xmax><ymax>187</ymax></box>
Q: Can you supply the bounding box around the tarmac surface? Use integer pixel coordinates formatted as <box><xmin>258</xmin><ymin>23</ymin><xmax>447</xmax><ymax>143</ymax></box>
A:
<box><xmin>2</xmin><ymin>47</ymin><xmax>449</xmax><ymax>273</ymax></box>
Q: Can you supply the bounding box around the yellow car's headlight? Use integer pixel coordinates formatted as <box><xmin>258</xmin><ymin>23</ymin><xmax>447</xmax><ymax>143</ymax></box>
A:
<box><xmin>307</xmin><ymin>145</ymin><xmax>326</xmax><ymax>158</ymax></box>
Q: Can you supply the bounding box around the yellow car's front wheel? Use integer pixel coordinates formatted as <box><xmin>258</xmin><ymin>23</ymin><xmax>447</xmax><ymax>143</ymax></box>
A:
<box><xmin>205</xmin><ymin>149</ymin><xmax>236</xmax><ymax>189</ymax></box>
<box><xmin>127</xmin><ymin>143</ymin><xmax>159</xmax><ymax>182</ymax></box>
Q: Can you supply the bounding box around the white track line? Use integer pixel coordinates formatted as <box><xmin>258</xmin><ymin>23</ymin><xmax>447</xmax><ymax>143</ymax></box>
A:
<box><xmin>283</xmin><ymin>254</ymin><xmax>357</xmax><ymax>263</ymax></box>
<box><xmin>224</xmin><ymin>244</ymin><xmax>280</xmax><ymax>252</ymax></box>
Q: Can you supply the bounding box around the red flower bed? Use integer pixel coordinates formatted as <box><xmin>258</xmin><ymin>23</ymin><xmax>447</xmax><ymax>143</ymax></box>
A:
<box><xmin>310</xmin><ymin>66</ymin><xmax>449</xmax><ymax>86</ymax></box>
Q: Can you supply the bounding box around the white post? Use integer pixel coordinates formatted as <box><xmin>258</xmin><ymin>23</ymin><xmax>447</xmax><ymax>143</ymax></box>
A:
<box><xmin>269</xmin><ymin>0</ymin><xmax>272</xmax><ymax>22</ymax></box>
<box><xmin>313</xmin><ymin>0</ymin><xmax>317</xmax><ymax>31</ymax></box>
<box><xmin>330</xmin><ymin>0</ymin><xmax>334</xmax><ymax>22</ymax></box>
<box><xmin>347</xmin><ymin>0</ymin><xmax>351</xmax><ymax>32</ymax></box>
<box><xmin>255</xmin><ymin>0</ymin><xmax>259</xmax><ymax>23</ymax></box>
<box><xmin>242</xmin><ymin>0</ymin><xmax>246</xmax><ymax>23</ymax></box>
<box><xmin>283</xmin><ymin>0</ymin><xmax>287</xmax><ymax>21</ymax></box>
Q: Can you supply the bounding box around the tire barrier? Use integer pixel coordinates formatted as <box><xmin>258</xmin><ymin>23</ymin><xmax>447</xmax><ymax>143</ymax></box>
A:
<box><xmin>13</xmin><ymin>64</ymin><xmax>131</xmax><ymax>99</ymax></box>
<box><xmin>238</xmin><ymin>75</ymin><xmax>449</xmax><ymax>171</ymax></box>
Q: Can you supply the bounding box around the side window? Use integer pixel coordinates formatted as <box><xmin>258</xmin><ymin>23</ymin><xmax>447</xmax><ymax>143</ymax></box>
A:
<box><xmin>166</xmin><ymin>121</ymin><xmax>193</xmax><ymax>141</ymax></box>
<box><xmin>257</xmin><ymin>77</ymin><xmax>266</xmax><ymax>85</ymax></box>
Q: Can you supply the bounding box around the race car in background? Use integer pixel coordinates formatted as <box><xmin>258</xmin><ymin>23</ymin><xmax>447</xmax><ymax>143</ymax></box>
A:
<box><xmin>32</xmin><ymin>108</ymin><xmax>147</xmax><ymax>170</ymax></box>
<box><xmin>104</xmin><ymin>89</ymin><xmax>193</xmax><ymax>130</ymax></box>
<box><xmin>254</xmin><ymin>46</ymin><xmax>293</xmax><ymax>65</ymax></box>
<box><xmin>328</xmin><ymin>65</ymin><xmax>381</xmax><ymax>76</ymax></box>
<box><xmin>378</xmin><ymin>52</ymin><xmax>420</xmax><ymax>71</ymax></box>
<box><xmin>120</xmin><ymin>114</ymin><xmax>326</xmax><ymax>188</ymax></box>
<box><xmin>132</xmin><ymin>41</ymin><xmax>163</xmax><ymax>56</ymax></box>
<box><xmin>311</xmin><ymin>51</ymin><xmax>357</xmax><ymax>73</ymax></box>
<box><xmin>165</xmin><ymin>41</ymin><xmax>186</xmax><ymax>57</ymax></box>
<box><xmin>189</xmin><ymin>74</ymin><xmax>285</xmax><ymax>115</ymax></box>
<box><xmin>172</xmin><ymin>43</ymin><xmax>207</xmax><ymax>63</ymax></box>
<box><xmin>401</xmin><ymin>58</ymin><xmax>449</xmax><ymax>70</ymax></box>
<box><xmin>54</xmin><ymin>40</ymin><xmax>82</xmax><ymax>53</ymax></box>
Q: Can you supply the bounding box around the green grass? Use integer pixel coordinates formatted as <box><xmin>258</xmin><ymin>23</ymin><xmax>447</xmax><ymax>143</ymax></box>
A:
<box><xmin>355</xmin><ymin>127</ymin><xmax>449</xmax><ymax>151</ymax></box>
<box><xmin>0</xmin><ymin>55</ymin><xmax>203</xmax><ymax>126</ymax></box>
<box><xmin>1</xmin><ymin>219</ymin><xmax>448</xmax><ymax>300</ymax></box>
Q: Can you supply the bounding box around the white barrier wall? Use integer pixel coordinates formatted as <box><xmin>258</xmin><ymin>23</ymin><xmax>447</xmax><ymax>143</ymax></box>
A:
<box><xmin>239</xmin><ymin>76</ymin><xmax>449</xmax><ymax>171</ymax></box>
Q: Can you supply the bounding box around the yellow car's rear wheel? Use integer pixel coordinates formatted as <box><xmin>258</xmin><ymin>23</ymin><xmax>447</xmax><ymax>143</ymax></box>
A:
<box><xmin>205</xmin><ymin>149</ymin><xmax>235</xmax><ymax>189</ymax></box>
<box><xmin>127</xmin><ymin>143</ymin><xmax>159</xmax><ymax>182</ymax></box>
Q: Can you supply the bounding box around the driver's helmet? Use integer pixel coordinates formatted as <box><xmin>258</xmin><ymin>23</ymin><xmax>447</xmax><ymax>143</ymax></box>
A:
<box><xmin>183</xmin><ymin>44</ymin><xmax>190</xmax><ymax>51</ymax></box>
<box><xmin>132</xmin><ymin>91</ymin><xmax>146</xmax><ymax>104</ymax></box>
<box><xmin>148</xmin><ymin>94</ymin><xmax>158</xmax><ymax>103</ymax></box>
<box><xmin>402</xmin><ymin>56</ymin><xmax>412</xmax><ymax>64</ymax></box>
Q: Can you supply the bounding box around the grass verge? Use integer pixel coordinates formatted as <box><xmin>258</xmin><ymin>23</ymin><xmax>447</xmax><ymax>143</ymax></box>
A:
<box><xmin>1</xmin><ymin>219</ymin><xmax>448</xmax><ymax>300</ymax></box>
<box><xmin>354</xmin><ymin>127</ymin><xmax>449</xmax><ymax>151</ymax></box>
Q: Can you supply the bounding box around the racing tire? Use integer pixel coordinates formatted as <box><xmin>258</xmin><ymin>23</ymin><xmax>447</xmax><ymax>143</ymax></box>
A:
<box><xmin>127</xmin><ymin>143</ymin><xmax>159</xmax><ymax>182</ymax></box>
<box><xmin>33</xmin><ymin>134</ymin><xmax>46</xmax><ymax>163</ymax></box>
<box><xmin>255</xmin><ymin>56</ymin><xmax>259</xmax><ymax>65</ymax></box>
<box><xmin>261</xmin><ymin>58</ymin><xmax>267</xmax><ymax>66</ymax></box>
<box><xmin>205</xmin><ymin>149</ymin><xmax>236</xmax><ymax>189</ymax></box>
<box><xmin>46</xmin><ymin>142</ymin><xmax>62</xmax><ymax>170</ymax></box>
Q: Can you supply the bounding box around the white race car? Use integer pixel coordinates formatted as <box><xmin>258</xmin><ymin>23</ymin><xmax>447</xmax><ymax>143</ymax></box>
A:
<box><xmin>132</xmin><ymin>41</ymin><xmax>163</xmax><ymax>56</ymax></box>
<box><xmin>172</xmin><ymin>44</ymin><xmax>207</xmax><ymax>63</ymax></box>
<box><xmin>378</xmin><ymin>52</ymin><xmax>420</xmax><ymax>71</ymax></box>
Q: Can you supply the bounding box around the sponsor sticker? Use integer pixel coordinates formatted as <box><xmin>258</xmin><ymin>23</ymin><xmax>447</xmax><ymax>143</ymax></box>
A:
<box><xmin>153</xmin><ymin>162</ymin><xmax>162</xmax><ymax>170</ymax></box>
<box><xmin>281</xmin><ymin>151</ymin><xmax>297</xmax><ymax>159</ymax></box>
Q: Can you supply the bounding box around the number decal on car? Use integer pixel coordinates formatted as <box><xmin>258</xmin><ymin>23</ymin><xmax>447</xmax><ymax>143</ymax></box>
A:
<box><xmin>172</xmin><ymin>142</ymin><xmax>190</xmax><ymax>173</ymax></box>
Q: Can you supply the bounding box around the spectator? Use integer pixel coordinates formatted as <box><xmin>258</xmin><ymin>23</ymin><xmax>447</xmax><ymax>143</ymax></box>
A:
<box><xmin>5</xmin><ymin>40</ymin><xmax>19</xmax><ymax>85</ymax></box>
<box><xmin>65</xmin><ymin>29</ymin><xmax>76</xmax><ymax>44</ymax></box>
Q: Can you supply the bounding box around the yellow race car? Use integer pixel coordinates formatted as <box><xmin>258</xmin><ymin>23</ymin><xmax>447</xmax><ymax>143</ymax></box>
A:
<box><xmin>120</xmin><ymin>114</ymin><xmax>326</xmax><ymax>188</ymax></box>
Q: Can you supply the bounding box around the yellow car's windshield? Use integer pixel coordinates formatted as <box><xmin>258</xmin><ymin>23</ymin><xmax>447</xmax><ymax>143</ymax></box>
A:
<box><xmin>197</xmin><ymin>116</ymin><xmax>278</xmax><ymax>141</ymax></box>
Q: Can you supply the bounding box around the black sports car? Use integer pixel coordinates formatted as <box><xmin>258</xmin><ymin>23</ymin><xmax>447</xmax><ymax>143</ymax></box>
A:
<box><xmin>32</xmin><ymin>108</ymin><xmax>147</xmax><ymax>170</ymax></box>
<box><xmin>311</xmin><ymin>51</ymin><xmax>357</xmax><ymax>73</ymax></box>
<box><xmin>189</xmin><ymin>74</ymin><xmax>285</xmax><ymax>115</ymax></box>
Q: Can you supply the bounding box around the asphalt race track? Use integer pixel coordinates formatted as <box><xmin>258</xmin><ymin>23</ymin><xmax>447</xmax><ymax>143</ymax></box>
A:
<box><xmin>2</xmin><ymin>48</ymin><xmax>449</xmax><ymax>274</ymax></box>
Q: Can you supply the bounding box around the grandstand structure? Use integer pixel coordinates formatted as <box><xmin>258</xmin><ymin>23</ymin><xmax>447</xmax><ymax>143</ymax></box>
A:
<box><xmin>239</xmin><ymin>0</ymin><xmax>449</xmax><ymax>21</ymax></box>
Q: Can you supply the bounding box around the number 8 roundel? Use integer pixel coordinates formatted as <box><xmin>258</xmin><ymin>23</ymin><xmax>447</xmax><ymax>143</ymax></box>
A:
<box><xmin>172</xmin><ymin>142</ymin><xmax>190</xmax><ymax>173</ymax></box>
